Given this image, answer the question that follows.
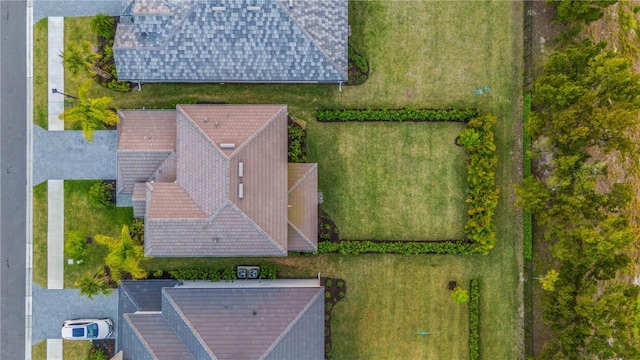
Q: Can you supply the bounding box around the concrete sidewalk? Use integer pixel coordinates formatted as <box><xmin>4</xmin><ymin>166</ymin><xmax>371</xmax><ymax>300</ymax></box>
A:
<box><xmin>46</xmin><ymin>17</ymin><xmax>65</xmax><ymax>360</ymax></box>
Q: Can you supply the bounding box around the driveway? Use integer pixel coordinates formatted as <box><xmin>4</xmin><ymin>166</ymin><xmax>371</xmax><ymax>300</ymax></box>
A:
<box><xmin>33</xmin><ymin>126</ymin><xmax>117</xmax><ymax>184</ymax></box>
<box><xmin>33</xmin><ymin>0</ymin><xmax>121</xmax><ymax>23</ymax></box>
<box><xmin>31</xmin><ymin>284</ymin><xmax>118</xmax><ymax>345</ymax></box>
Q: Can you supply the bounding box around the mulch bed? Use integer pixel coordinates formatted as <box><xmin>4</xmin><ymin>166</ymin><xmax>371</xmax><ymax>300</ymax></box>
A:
<box><xmin>102</xmin><ymin>180</ymin><xmax>116</xmax><ymax>204</ymax></box>
<box><xmin>321</xmin><ymin>277</ymin><xmax>347</xmax><ymax>358</ymax></box>
<box><xmin>91</xmin><ymin>339</ymin><xmax>115</xmax><ymax>358</ymax></box>
<box><xmin>319</xmin><ymin>208</ymin><xmax>340</xmax><ymax>243</ymax></box>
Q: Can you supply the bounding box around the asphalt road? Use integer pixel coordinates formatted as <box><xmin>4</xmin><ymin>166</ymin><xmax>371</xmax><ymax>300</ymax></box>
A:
<box><xmin>0</xmin><ymin>1</ymin><xmax>27</xmax><ymax>359</ymax></box>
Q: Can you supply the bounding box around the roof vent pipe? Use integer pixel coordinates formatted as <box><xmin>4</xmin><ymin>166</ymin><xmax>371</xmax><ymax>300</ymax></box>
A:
<box><xmin>289</xmin><ymin>0</ymin><xmax>294</xmax><ymax>8</ymax></box>
<box><xmin>238</xmin><ymin>162</ymin><xmax>244</xmax><ymax>178</ymax></box>
<box><xmin>220</xmin><ymin>143</ymin><xmax>235</xmax><ymax>150</ymax></box>
<box><xmin>238</xmin><ymin>183</ymin><xmax>244</xmax><ymax>199</ymax></box>
<box><xmin>247</xmin><ymin>6</ymin><xmax>261</xmax><ymax>11</ymax></box>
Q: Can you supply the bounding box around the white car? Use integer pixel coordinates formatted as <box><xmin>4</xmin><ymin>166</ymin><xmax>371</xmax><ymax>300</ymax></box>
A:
<box><xmin>61</xmin><ymin>318</ymin><xmax>113</xmax><ymax>340</ymax></box>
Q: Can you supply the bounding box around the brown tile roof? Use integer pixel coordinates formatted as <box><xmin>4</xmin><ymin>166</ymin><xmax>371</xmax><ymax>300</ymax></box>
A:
<box><xmin>287</xmin><ymin>164</ymin><xmax>318</xmax><ymax>251</ymax></box>
<box><xmin>162</xmin><ymin>286</ymin><xmax>324</xmax><ymax>360</ymax></box>
<box><xmin>117</xmin><ymin>110</ymin><xmax>176</xmax><ymax>151</ymax></box>
<box><xmin>177</xmin><ymin>105</ymin><xmax>286</xmax><ymax>157</ymax></box>
<box><xmin>146</xmin><ymin>182</ymin><xmax>206</xmax><ymax>219</ymax></box>
<box><xmin>117</xmin><ymin>104</ymin><xmax>316</xmax><ymax>257</ymax></box>
<box><xmin>122</xmin><ymin>313</ymin><xmax>195</xmax><ymax>360</ymax></box>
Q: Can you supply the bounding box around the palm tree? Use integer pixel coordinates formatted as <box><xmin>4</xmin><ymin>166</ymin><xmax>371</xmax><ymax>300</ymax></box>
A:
<box><xmin>59</xmin><ymin>41</ymin><xmax>98</xmax><ymax>78</ymax></box>
<box><xmin>75</xmin><ymin>266</ymin><xmax>114</xmax><ymax>300</ymax></box>
<box><xmin>95</xmin><ymin>225</ymin><xmax>147</xmax><ymax>283</ymax></box>
<box><xmin>58</xmin><ymin>80</ymin><xmax>119</xmax><ymax>141</ymax></box>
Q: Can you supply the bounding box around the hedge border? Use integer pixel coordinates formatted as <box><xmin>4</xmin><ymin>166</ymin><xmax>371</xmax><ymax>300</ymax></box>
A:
<box><xmin>167</xmin><ymin>264</ymin><xmax>279</xmax><ymax>282</ymax></box>
<box><xmin>469</xmin><ymin>279</ymin><xmax>480</xmax><ymax>360</ymax></box>
<box><xmin>316</xmin><ymin>240</ymin><xmax>474</xmax><ymax>255</ymax></box>
<box><xmin>523</xmin><ymin>94</ymin><xmax>533</xmax><ymax>261</ymax></box>
<box><xmin>316</xmin><ymin>108</ymin><xmax>480</xmax><ymax>123</ymax></box>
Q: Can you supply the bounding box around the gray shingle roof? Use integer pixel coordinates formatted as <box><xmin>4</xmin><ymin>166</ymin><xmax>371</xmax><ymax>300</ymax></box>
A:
<box><xmin>114</xmin><ymin>0</ymin><xmax>348</xmax><ymax>83</ymax></box>
<box><xmin>118</xmin><ymin>282</ymin><xmax>324</xmax><ymax>360</ymax></box>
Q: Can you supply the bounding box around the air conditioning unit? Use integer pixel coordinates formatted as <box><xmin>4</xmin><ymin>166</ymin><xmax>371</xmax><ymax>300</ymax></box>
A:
<box><xmin>237</xmin><ymin>266</ymin><xmax>260</xmax><ymax>279</ymax></box>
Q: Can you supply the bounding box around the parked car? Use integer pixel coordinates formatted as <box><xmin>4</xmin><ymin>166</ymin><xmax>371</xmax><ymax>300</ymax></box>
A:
<box><xmin>61</xmin><ymin>318</ymin><xmax>113</xmax><ymax>340</ymax></box>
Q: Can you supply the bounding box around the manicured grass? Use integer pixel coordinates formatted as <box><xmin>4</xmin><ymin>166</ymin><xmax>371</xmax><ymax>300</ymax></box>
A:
<box><xmin>33</xmin><ymin>182</ymin><xmax>48</xmax><ymax>288</ymax></box>
<box><xmin>46</xmin><ymin>2</ymin><xmax>524</xmax><ymax>359</ymax></box>
<box><xmin>64</xmin><ymin>180</ymin><xmax>133</xmax><ymax>288</ymax></box>
<box><xmin>63</xmin><ymin>340</ymin><xmax>91</xmax><ymax>359</ymax></box>
<box><xmin>32</xmin><ymin>341</ymin><xmax>46</xmax><ymax>360</ymax></box>
<box><xmin>34</xmin><ymin>18</ymin><xmax>48</xmax><ymax>129</ymax></box>
<box><xmin>317</xmin><ymin>122</ymin><xmax>468</xmax><ymax>240</ymax></box>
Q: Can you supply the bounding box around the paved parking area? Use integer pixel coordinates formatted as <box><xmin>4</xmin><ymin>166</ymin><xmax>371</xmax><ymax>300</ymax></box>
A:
<box><xmin>31</xmin><ymin>284</ymin><xmax>118</xmax><ymax>345</ymax></box>
<box><xmin>33</xmin><ymin>127</ymin><xmax>117</xmax><ymax>185</ymax></box>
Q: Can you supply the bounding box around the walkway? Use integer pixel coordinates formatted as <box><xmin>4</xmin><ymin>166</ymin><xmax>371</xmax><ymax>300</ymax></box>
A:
<box><xmin>31</xmin><ymin>284</ymin><xmax>119</xmax><ymax>345</ymax></box>
<box><xmin>45</xmin><ymin>16</ymin><xmax>65</xmax><ymax>360</ymax></box>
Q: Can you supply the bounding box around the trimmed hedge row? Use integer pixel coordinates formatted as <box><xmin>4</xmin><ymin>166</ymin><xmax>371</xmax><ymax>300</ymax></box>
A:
<box><xmin>317</xmin><ymin>240</ymin><xmax>474</xmax><ymax>255</ymax></box>
<box><xmin>316</xmin><ymin>108</ymin><xmax>479</xmax><ymax>122</ymax></box>
<box><xmin>168</xmin><ymin>264</ymin><xmax>278</xmax><ymax>282</ymax></box>
<box><xmin>523</xmin><ymin>94</ymin><xmax>533</xmax><ymax>261</ymax></box>
<box><xmin>469</xmin><ymin>279</ymin><xmax>480</xmax><ymax>360</ymax></box>
<box><xmin>459</xmin><ymin>114</ymin><xmax>499</xmax><ymax>254</ymax></box>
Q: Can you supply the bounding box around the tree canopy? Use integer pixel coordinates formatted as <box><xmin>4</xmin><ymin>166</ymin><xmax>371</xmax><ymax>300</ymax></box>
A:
<box><xmin>58</xmin><ymin>80</ymin><xmax>119</xmax><ymax>141</ymax></box>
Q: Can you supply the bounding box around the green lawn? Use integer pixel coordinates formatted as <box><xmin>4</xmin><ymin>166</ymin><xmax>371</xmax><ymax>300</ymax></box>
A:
<box><xmin>64</xmin><ymin>181</ymin><xmax>133</xmax><ymax>288</ymax></box>
<box><xmin>34</xmin><ymin>1</ymin><xmax>525</xmax><ymax>359</ymax></box>
<box><xmin>33</xmin><ymin>182</ymin><xmax>48</xmax><ymax>288</ymax></box>
<box><xmin>34</xmin><ymin>18</ymin><xmax>48</xmax><ymax>129</ymax></box>
<box><xmin>63</xmin><ymin>340</ymin><xmax>91</xmax><ymax>359</ymax></box>
<box><xmin>32</xmin><ymin>341</ymin><xmax>46</xmax><ymax>360</ymax></box>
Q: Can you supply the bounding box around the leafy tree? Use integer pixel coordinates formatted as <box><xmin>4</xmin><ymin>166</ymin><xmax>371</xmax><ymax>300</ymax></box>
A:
<box><xmin>530</xmin><ymin>40</ymin><xmax>640</xmax><ymax>155</ymax></box>
<box><xmin>59</xmin><ymin>41</ymin><xmax>98</xmax><ymax>78</ymax></box>
<box><xmin>95</xmin><ymin>225</ymin><xmax>146</xmax><ymax>283</ymax></box>
<box><xmin>538</xmin><ymin>269</ymin><xmax>560</xmax><ymax>291</ymax></box>
<box><xmin>549</xmin><ymin>0</ymin><xmax>618</xmax><ymax>24</ymax></box>
<box><xmin>75</xmin><ymin>267</ymin><xmax>113</xmax><ymax>300</ymax></box>
<box><xmin>90</xmin><ymin>13</ymin><xmax>115</xmax><ymax>39</ymax></box>
<box><xmin>58</xmin><ymin>80</ymin><xmax>119</xmax><ymax>141</ymax></box>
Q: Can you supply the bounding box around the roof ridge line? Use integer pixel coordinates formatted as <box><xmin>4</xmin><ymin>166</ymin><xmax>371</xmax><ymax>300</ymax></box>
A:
<box><xmin>260</xmin><ymin>287</ymin><xmax>324</xmax><ymax>359</ymax></box>
<box><xmin>162</xmin><ymin>288</ymin><xmax>219</xmax><ymax>360</ymax></box>
<box><xmin>288</xmin><ymin>163</ymin><xmax>318</xmax><ymax>194</ymax></box>
<box><xmin>276</xmin><ymin>1</ymin><xmax>347</xmax><ymax>79</ymax></box>
<box><xmin>226</xmin><ymin>201</ymin><xmax>287</xmax><ymax>255</ymax></box>
<box><xmin>123</xmin><ymin>314</ymin><xmax>160</xmax><ymax>359</ymax></box>
<box><xmin>146</xmin><ymin>181</ymin><xmax>208</xmax><ymax>220</ymax></box>
<box><xmin>120</xmin><ymin>283</ymin><xmax>142</xmax><ymax>311</ymax></box>
<box><xmin>229</xmin><ymin>105</ymin><xmax>288</xmax><ymax>159</ymax></box>
<box><xmin>287</xmin><ymin>221</ymin><xmax>315</xmax><ymax>249</ymax></box>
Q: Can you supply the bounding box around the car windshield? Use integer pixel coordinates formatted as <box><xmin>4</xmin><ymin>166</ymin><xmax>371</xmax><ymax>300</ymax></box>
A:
<box><xmin>86</xmin><ymin>323</ymin><xmax>99</xmax><ymax>338</ymax></box>
<box><xmin>72</xmin><ymin>328</ymin><xmax>84</xmax><ymax>337</ymax></box>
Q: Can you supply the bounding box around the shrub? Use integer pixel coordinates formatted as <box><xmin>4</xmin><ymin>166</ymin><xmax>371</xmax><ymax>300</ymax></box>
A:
<box><xmin>106</xmin><ymin>80</ymin><xmax>131</xmax><ymax>92</ymax></box>
<box><xmin>221</xmin><ymin>267</ymin><xmax>236</xmax><ymax>281</ymax></box>
<box><xmin>325</xmin><ymin>279</ymin><xmax>333</xmax><ymax>287</ymax></box>
<box><xmin>65</xmin><ymin>231</ymin><xmax>88</xmax><ymax>259</ymax></box>
<box><xmin>450</xmin><ymin>286</ymin><xmax>469</xmax><ymax>304</ymax></box>
<box><xmin>325</xmin><ymin>291</ymin><xmax>331</xmax><ymax>299</ymax></box>
<box><xmin>87</xmin><ymin>348</ymin><xmax>108</xmax><ymax>360</ymax></box>
<box><xmin>259</xmin><ymin>264</ymin><xmax>278</xmax><ymax>279</ymax></box>
<box><xmin>469</xmin><ymin>279</ymin><xmax>480</xmax><ymax>360</ymax></box>
<box><xmin>129</xmin><ymin>218</ymin><xmax>144</xmax><ymax>245</ymax></box>
<box><xmin>524</xmin><ymin>211</ymin><xmax>533</xmax><ymax>260</ymax></box>
<box><xmin>288</xmin><ymin>124</ymin><xmax>307</xmax><ymax>163</ymax></box>
<box><xmin>317</xmin><ymin>240</ymin><xmax>473</xmax><ymax>255</ymax></box>
<box><xmin>317</xmin><ymin>108</ymin><xmax>479</xmax><ymax>122</ymax></box>
<box><xmin>338</xmin><ymin>291</ymin><xmax>345</xmax><ymax>298</ymax></box>
<box><xmin>88</xmin><ymin>181</ymin><xmax>113</xmax><ymax>207</ymax></box>
<box><xmin>348</xmin><ymin>46</ymin><xmax>369</xmax><ymax>74</ymax></box>
<box><xmin>337</xmin><ymin>281</ymin><xmax>344</xmax><ymax>288</ymax></box>
<box><xmin>459</xmin><ymin>115</ymin><xmax>499</xmax><ymax>254</ymax></box>
<box><xmin>90</xmin><ymin>13</ymin><xmax>115</xmax><ymax>39</ymax></box>
<box><xmin>153</xmin><ymin>269</ymin><xmax>163</xmax><ymax>278</ymax></box>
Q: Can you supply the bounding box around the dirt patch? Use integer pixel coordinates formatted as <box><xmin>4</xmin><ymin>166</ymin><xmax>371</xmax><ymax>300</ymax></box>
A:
<box><xmin>319</xmin><ymin>208</ymin><xmax>340</xmax><ymax>242</ymax></box>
